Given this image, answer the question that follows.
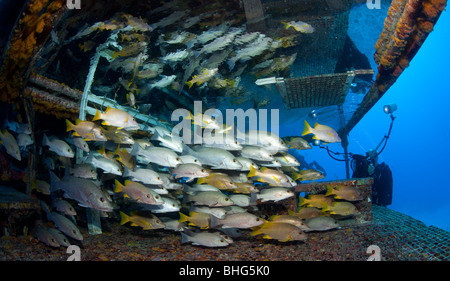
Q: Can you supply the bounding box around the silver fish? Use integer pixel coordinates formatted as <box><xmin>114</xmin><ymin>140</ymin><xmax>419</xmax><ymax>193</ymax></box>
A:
<box><xmin>50</xmin><ymin>171</ymin><xmax>115</xmax><ymax>212</ymax></box>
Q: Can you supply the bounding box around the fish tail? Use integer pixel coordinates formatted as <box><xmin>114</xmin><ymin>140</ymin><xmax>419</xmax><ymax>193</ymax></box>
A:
<box><xmin>292</xmin><ymin>171</ymin><xmax>301</xmax><ymax>181</ymax></box>
<box><xmin>122</xmin><ymin>166</ymin><xmax>131</xmax><ymax>178</ymax></box>
<box><xmin>298</xmin><ymin>196</ymin><xmax>307</xmax><ymax>206</ymax></box>
<box><xmin>114</xmin><ymin>179</ymin><xmax>123</xmax><ymax>193</ymax></box>
<box><xmin>209</xmin><ymin>214</ymin><xmax>221</xmax><ymax>228</ymax></box>
<box><xmin>186</xmin><ymin>80</ymin><xmax>194</xmax><ymax>89</ymax></box>
<box><xmin>92</xmin><ymin>110</ymin><xmax>102</xmax><ymax>121</ymax></box>
<box><xmin>250</xmin><ymin>227</ymin><xmax>262</xmax><ymax>236</ymax></box>
<box><xmin>42</xmin><ymin>134</ymin><xmax>49</xmax><ymax>147</ymax></box>
<box><xmin>111</xmin><ymin>51</ymin><xmax>119</xmax><ymax>60</ymax></box>
<box><xmin>325</xmin><ymin>185</ymin><xmax>334</xmax><ymax>197</ymax></box>
<box><xmin>302</xmin><ymin>120</ymin><xmax>312</xmax><ymax>136</ymax></box>
<box><xmin>247</xmin><ymin>166</ymin><xmax>257</xmax><ymax>178</ymax></box>
<box><xmin>178</xmin><ymin>212</ymin><xmax>189</xmax><ymax>223</ymax></box>
<box><xmin>119</xmin><ymin>211</ymin><xmax>130</xmax><ymax>225</ymax></box>
<box><xmin>180</xmin><ymin>232</ymin><xmax>190</xmax><ymax>244</ymax></box>
<box><xmin>281</xmin><ymin>21</ymin><xmax>289</xmax><ymax>29</ymax></box>
<box><xmin>49</xmin><ymin>171</ymin><xmax>62</xmax><ymax>193</ymax></box>
<box><xmin>65</xmin><ymin>119</ymin><xmax>75</xmax><ymax>132</ymax></box>
<box><xmin>130</xmin><ymin>142</ymin><xmax>142</xmax><ymax>157</ymax></box>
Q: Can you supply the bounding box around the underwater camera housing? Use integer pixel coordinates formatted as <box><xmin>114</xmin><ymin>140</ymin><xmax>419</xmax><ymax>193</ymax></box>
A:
<box><xmin>383</xmin><ymin>104</ymin><xmax>397</xmax><ymax>114</ymax></box>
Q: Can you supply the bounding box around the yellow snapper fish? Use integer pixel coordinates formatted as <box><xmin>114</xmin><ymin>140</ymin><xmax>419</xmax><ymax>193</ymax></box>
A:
<box><xmin>292</xmin><ymin>169</ymin><xmax>325</xmax><ymax>181</ymax></box>
<box><xmin>321</xmin><ymin>201</ymin><xmax>359</xmax><ymax>217</ymax></box>
<box><xmin>251</xmin><ymin>222</ymin><xmax>307</xmax><ymax>242</ymax></box>
<box><xmin>298</xmin><ymin>194</ymin><xmax>333</xmax><ymax>209</ymax></box>
<box><xmin>179</xmin><ymin>211</ymin><xmax>211</xmax><ymax>229</ymax></box>
<box><xmin>93</xmin><ymin>106</ymin><xmax>140</xmax><ymax>130</ymax></box>
<box><xmin>281</xmin><ymin>20</ymin><xmax>315</xmax><ymax>33</ymax></box>
<box><xmin>325</xmin><ymin>185</ymin><xmax>363</xmax><ymax>202</ymax></box>
<box><xmin>120</xmin><ymin>211</ymin><xmax>165</xmax><ymax>230</ymax></box>
<box><xmin>66</xmin><ymin>119</ymin><xmax>107</xmax><ymax>141</ymax></box>
<box><xmin>302</xmin><ymin>120</ymin><xmax>341</xmax><ymax>143</ymax></box>
<box><xmin>186</xmin><ymin>68</ymin><xmax>218</xmax><ymax>88</ymax></box>
<box><xmin>0</xmin><ymin>129</ymin><xmax>21</xmax><ymax>161</ymax></box>
<box><xmin>247</xmin><ymin>166</ymin><xmax>294</xmax><ymax>187</ymax></box>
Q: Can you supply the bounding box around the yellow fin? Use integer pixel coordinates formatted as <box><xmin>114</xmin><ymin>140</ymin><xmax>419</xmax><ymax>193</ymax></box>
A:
<box><xmin>114</xmin><ymin>179</ymin><xmax>123</xmax><ymax>193</ymax></box>
<box><xmin>93</xmin><ymin>110</ymin><xmax>102</xmax><ymax>121</ymax></box>
<box><xmin>119</xmin><ymin>211</ymin><xmax>129</xmax><ymax>225</ymax></box>
<box><xmin>178</xmin><ymin>212</ymin><xmax>189</xmax><ymax>223</ymax></box>
<box><xmin>247</xmin><ymin>166</ymin><xmax>257</xmax><ymax>178</ymax></box>
<box><xmin>302</xmin><ymin>120</ymin><xmax>312</xmax><ymax>136</ymax></box>
<box><xmin>65</xmin><ymin>119</ymin><xmax>75</xmax><ymax>132</ymax></box>
<box><xmin>197</xmin><ymin>177</ymin><xmax>206</xmax><ymax>184</ymax></box>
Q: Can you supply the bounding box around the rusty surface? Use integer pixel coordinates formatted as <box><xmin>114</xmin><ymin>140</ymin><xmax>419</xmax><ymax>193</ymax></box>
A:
<box><xmin>344</xmin><ymin>0</ymin><xmax>447</xmax><ymax>134</ymax></box>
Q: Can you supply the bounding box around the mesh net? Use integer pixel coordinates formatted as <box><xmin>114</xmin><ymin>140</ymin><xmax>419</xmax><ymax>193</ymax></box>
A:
<box><xmin>372</xmin><ymin>205</ymin><xmax>450</xmax><ymax>261</ymax></box>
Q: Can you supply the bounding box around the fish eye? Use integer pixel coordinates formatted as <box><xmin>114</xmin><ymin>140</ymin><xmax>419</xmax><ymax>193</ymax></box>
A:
<box><xmin>146</xmin><ymin>194</ymin><xmax>150</xmax><ymax>198</ymax></box>
<box><xmin>233</xmin><ymin>159</ymin><xmax>237</xmax><ymax>162</ymax></box>
<box><xmin>225</xmin><ymin>198</ymin><xmax>229</xmax><ymax>201</ymax></box>
<box><xmin>251</xmin><ymin>163</ymin><xmax>255</xmax><ymax>166</ymax></box>
<box><xmin>172</xmin><ymin>204</ymin><xmax>175</xmax><ymax>207</ymax></box>
<box><xmin>201</xmin><ymin>169</ymin><xmax>205</xmax><ymax>172</ymax></box>
<box><xmin>157</xmin><ymin>177</ymin><xmax>161</xmax><ymax>180</ymax></box>
<box><xmin>72</xmin><ymin>230</ymin><xmax>76</xmax><ymax>234</ymax></box>
<box><xmin>194</xmin><ymin>159</ymin><xmax>198</xmax><ymax>162</ymax></box>
<box><xmin>220</xmin><ymin>239</ymin><xmax>224</xmax><ymax>242</ymax></box>
<box><xmin>256</xmin><ymin>218</ymin><xmax>260</xmax><ymax>221</ymax></box>
<box><xmin>176</xmin><ymin>157</ymin><xmax>180</xmax><ymax>161</ymax></box>
<box><xmin>100</xmin><ymin>197</ymin><xmax>105</xmax><ymax>202</ymax></box>
<box><xmin>155</xmin><ymin>195</ymin><xmax>160</xmax><ymax>199</ymax></box>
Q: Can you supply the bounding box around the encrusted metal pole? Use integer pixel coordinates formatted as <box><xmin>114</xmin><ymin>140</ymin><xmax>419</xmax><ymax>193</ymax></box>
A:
<box><xmin>79</xmin><ymin>48</ymin><xmax>103</xmax><ymax>236</ymax></box>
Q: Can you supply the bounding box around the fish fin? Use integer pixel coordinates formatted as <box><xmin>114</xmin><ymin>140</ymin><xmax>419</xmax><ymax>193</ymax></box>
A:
<box><xmin>123</xmin><ymin>193</ymin><xmax>130</xmax><ymax>198</ymax></box>
<box><xmin>65</xmin><ymin>119</ymin><xmax>75</xmax><ymax>132</ymax></box>
<box><xmin>262</xmin><ymin>235</ymin><xmax>272</xmax><ymax>240</ymax></box>
<box><xmin>292</xmin><ymin>172</ymin><xmax>300</xmax><ymax>181</ymax></box>
<box><xmin>97</xmin><ymin>145</ymin><xmax>106</xmax><ymax>157</ymax></box>
<box><xmin>114</xmin><ymin>144</ymin><xmax>121</xmax><ymax>156</ymax></box>
<box><xmin>185</xmin><ymin>80</ymin><xmax>194</xmax><ymax>89</ymax></box>
<box><xmin>42</xmin><ymin>134</ymin><xmax>50</xmax><ymax>147</ymax></box>
<box><xmin>209</xmin><ymin>214</ymin><xmax>220</xmax><ymax>228</ymax></box>
<box><xmin>325</xmin><ymin>185</ymin><xmax>334</xmax><ymax>197</ymax></box>
<box><xmin>111</xmin><ymin>51</ymin><xmax>119</xmax><ymax>60</ymax></box>
<box><xmin>280</xmin><ymin>20</ymin><xmax>289</xmax><ymax>29</ymax></box>
<box><xmin>114</xmin><ymin>179</ymin><xmax>123</xmax><ymax>193</ymax></box>
<box><xmin>49</xmin><ymin>171</ymin><xmax>62</xmax><ymax>193</ymax></box>
<box><xmin>298</xmin><ymin>196</ymin><xmax>306</xmax><ymax>206</ymax></box>
<box><xmin>180</xmin><ymin>232</ymin><xmax>190</xmax><ymax>244</ymax></box>
<box><xmin>269</xmin><ymin>214</ymin><xmax>279</xmax><ymax>221</ymax></box>
<box><xmin>247</xmin><ymin>166</ymin><xmax>257</xmax><ymax>178</ymax></box>
<box><xmin>119</xmin><ymin>211</ymin><xmax>129</xmax><ymax>225</ymax></box>
<box><xmin>280</xmin><ymin>236</ymin><xmax>291</xmax><ymax>242</ymax></box>
<box><xmin>260</xmin><ymin>167</ymin><xmax>268</xmax><ymax>172</ymax></box>
<box><xmin>92</xmin><ymin>110</ymin><xmax>102</xmax><ymax>121</ymax></box>
<box><xmin>178</xmin><ymin>212</ymin><xmax>189</xmax><ymax>223</ymax></box>
<box><xmin>302</xmin><ymin>120</ymin><xmax>312</xmax><ymax>136</ymax></box>
<box><xmin>250</xmin><ymin>228</ymin><xmax>262</xmax><ymax>236</ymax></box>
<box><xmin>196</xmin><ymin>177</ymin><xmax>206</xmax><ymax>184</ymax></box>
<box><xmin>123</xmin><ymin>166</ymin><xmax>131</xmax><ymax>178</ymax></box>
<box><xmin>72</xmin><ymin>132</ymin><xmax>80</xmax><ymax>137</ymax></box>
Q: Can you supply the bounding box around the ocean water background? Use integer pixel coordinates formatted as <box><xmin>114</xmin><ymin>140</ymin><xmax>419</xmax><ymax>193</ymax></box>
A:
<box><xmin>291</xmin><ymin>8</ymin><xmax>450</xmax><ymax>231</ymax></box>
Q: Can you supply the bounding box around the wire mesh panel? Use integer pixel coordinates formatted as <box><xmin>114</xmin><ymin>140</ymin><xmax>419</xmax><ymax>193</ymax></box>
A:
<box><xmin>280</xmin><ymin>69</ymin><xmax>374</xmax><ymax>109</ymax></box>
<box><xmin>283</xmin><ymin>72</ymin><xmax>350</xmax><ymax>109</ymax></box>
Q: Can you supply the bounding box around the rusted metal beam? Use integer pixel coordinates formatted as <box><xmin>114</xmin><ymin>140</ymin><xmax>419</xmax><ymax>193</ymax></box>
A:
<box><xmin>344</xmin><ymin>0</ymin><xmax>447</xmax><ymax>134</ymax></box>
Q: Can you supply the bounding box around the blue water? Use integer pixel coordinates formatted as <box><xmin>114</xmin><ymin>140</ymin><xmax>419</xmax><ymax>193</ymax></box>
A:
<box><xmin>294</xmin><ymin>9</ymin><xmax>450</xmax><ymax>231</ymax></box>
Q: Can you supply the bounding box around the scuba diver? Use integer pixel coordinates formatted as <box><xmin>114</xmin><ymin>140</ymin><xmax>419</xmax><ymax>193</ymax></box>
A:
<box><xmin>296</xmin><ymin>154</ymin><xmax>327</xmax><ymax>176</ymax></box>
<box><xmin>320</xmin><ymin>104</ymin><xmax>396</xmax><ymax>207</ymax></box>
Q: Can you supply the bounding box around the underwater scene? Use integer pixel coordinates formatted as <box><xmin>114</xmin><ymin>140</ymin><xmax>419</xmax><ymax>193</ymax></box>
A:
<box><xmin>0</xmin><ymin>0</ymin><xmax>449</xmax><ymax>263</ymax></box>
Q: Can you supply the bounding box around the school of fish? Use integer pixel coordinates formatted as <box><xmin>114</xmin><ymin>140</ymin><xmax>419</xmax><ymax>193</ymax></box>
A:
<box><xmin>0</xmin><ymin>8</ymin><xmax>362</xmax><ymax>248</ymax></box>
